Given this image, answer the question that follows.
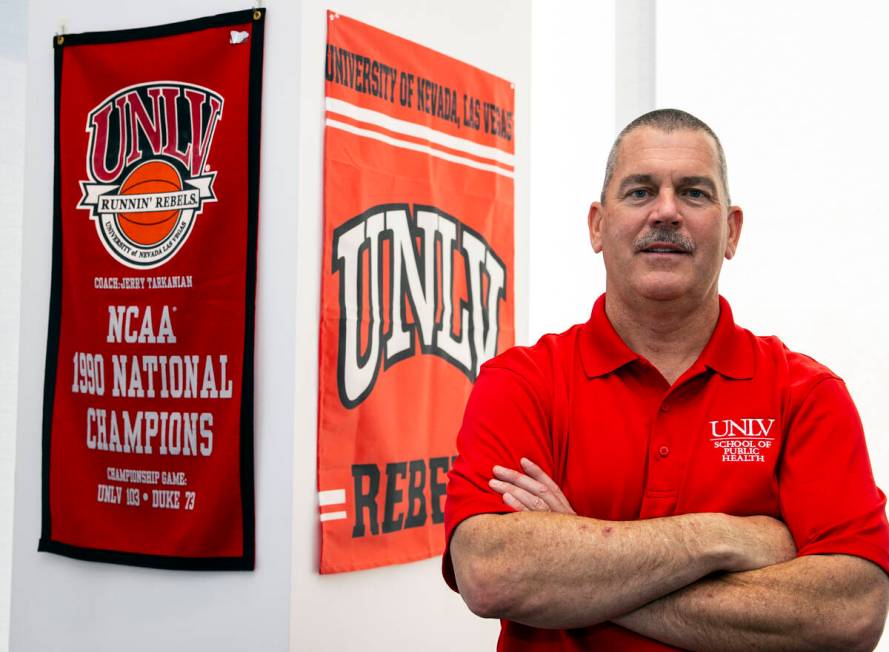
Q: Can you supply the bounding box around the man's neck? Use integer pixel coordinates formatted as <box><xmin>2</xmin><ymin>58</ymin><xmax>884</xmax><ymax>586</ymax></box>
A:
<box><xmin>605</xmin><ymin>291</ymin><xmax>720</xmax><ymax>386</ymax></box>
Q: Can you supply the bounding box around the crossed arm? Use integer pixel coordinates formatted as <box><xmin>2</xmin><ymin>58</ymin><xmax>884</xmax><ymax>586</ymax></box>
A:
<box><xmin>449</xmin><ymin>459</ymin><xmax>889</xmax><ymax>652</ymax></box>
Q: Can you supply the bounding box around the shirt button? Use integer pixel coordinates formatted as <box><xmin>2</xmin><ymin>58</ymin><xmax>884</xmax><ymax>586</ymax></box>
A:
<box><xmin>658</xmin><ymin>446</ymin><xmax>670</xmax><ymax>458</ymax></box>
<box><xmin>660</xmin><ymin>403</ymin><xmax>670</xmax><ymax>412</ymax></box>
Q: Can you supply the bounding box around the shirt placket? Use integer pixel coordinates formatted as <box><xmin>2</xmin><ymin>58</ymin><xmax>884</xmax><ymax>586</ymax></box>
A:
<box><xmin>639</xmin><ymin>375</ymin><xmax>700</xmax><ymax>519</ymax></box>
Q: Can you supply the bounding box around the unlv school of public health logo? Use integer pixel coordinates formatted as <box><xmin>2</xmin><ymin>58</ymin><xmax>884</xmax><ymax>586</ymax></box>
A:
<box><xmin>77</xmin><ymin>82</ymin><xmax>224</xmax><ymax>269</ymax></box>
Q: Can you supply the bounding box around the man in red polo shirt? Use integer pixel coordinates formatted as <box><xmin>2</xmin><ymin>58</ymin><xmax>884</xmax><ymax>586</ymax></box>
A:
<box><xmin>444</xmin><ymin>109</ymin><xmax>889</xmax><ymax>650</ymax></box>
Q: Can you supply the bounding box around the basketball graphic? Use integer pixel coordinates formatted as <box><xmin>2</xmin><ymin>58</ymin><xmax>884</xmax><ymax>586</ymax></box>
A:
<box><xmin>78</xmin><ymin>82</ymin><xmax>223</xmax><ymax>268</ymax></box>
<box><xmin>117</xmin><ymin>160</ymin><xmax>183</xmax><ymax>245</ymax></box>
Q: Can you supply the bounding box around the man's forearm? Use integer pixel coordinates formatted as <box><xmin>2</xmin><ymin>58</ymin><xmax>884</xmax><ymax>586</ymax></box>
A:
<box><xmin>614</xmin><ymin>554</ymin><xmax>889</xmax><ymax>652</ymax></box>
<box><xmin>450</xmin><ymin>510</ymin><xmax>792</xmax><ymax>629</ymax></box>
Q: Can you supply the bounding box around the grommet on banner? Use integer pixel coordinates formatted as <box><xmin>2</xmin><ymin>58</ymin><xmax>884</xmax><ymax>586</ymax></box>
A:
<box><xmin>56</xmin><ymin>18</ymin><xmax>67</xmax><ymax>45</ymax></box>
<box><xmin>253</xmin><ymin>2</ymin><xmax>262</xmax><ymax>20</ymax></box>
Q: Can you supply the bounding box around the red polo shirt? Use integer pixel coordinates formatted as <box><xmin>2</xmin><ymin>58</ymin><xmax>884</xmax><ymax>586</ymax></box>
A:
<box><xmin>444</xmin><ymin>294</ymin><xmax>889</xmax><ymax>651</ymax></box>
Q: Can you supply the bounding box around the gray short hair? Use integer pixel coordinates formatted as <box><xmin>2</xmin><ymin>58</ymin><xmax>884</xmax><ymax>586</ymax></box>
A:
<box><xmin>600</xmin><ymin>109</ymin><xmax>730</xmax><ymax>205</ymax></box>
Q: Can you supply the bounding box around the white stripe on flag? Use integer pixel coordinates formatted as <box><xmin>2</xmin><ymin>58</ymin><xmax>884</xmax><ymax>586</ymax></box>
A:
<box><xmin>326</xmin><ymin>97</ymin><xmax>515</xmax><ymax>167</ymax></box>
<box><xmin>318</xmin><ymin>489</ymin><xmax>346</xmax><ymax>506</ymax></box>
<box><xmin>320</xmin><ymin>511</ymin><xmax>348</xmax><ymax>522</ymax></box>
<box><xmin>326</xmin><ymin>119</ymin><xmax>514</xmax><ymax>179</ymax></box>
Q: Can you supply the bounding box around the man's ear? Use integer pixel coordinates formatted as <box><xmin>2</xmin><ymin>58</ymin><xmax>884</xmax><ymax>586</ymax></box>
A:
<box><xmin>724</xmin><ymin>205</ymin><xmax>743</xmax><ymax>260</ymax></box>
<box><xmin>588</xmin><ymin>202</ymin><xmax>604</xmax><ymax>253</ymax></box>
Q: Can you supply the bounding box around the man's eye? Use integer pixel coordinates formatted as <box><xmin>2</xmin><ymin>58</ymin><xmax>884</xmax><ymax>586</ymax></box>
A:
<box><xmin>629</xmin><ymin>189</ymin><xmax>649</xmax><ymax>199</ymax></box>
<box><xmin>684</xmin><ymin>188</ymin><xmax>708</xmax><ymax>200</ymax></box>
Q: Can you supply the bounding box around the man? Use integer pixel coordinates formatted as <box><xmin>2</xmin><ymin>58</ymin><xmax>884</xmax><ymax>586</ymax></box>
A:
<box><xmin>443</xmin><ymin>109</ymin><xmax>889</xmax><ymax>651</ymax></box>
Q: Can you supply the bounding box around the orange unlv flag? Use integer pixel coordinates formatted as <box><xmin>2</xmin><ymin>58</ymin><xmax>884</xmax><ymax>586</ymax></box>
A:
<box><xmin>318</xmin><ymin>12</ymin><xmax>515</xmax><ymax>572</ymax></box>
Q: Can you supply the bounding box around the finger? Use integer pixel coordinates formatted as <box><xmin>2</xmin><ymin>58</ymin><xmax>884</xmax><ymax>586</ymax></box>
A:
<box><xmin>501</xmin><ymin>491</ymin><xmax>526</xmax><ymax>512</ymax></box>
<box><xmin>519</xmin><ymin>457</ymin><xmax>559</xmax><ymax>488</ymax></box>
<box><xmin>494</xmin><ymin>464</ymin><xmax>566</xmax><ymax>512</ymax></box>
<box><xmin>492</xmin><ymin>465</ymin><xmax>549</xmax><ymax>497</ymax></box>
<box><xmin>489</xmin><ymin>478</ymin><xmax>550</xmax><ymax>511</ymax></box>
<box><xmin>488</xmin><ymin>477</ymin><xmax>509</xmax><ymax>495</ymax></box>
<box><xmin>520</xmin><ymin>458</ymin><xmax>576</xmax><ymax>515</ymax></box>
<box><xmin>520</xmin><ymin>458</ymin><xmax>565</xmax><ymax>497</ymax></box>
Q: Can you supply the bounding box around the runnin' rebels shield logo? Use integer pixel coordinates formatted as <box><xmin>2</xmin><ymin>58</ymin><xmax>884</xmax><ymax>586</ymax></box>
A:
<box><xmin>78</xmin><ymin>82</ymin><xmax>224</xmax><ymax>268</ymax></box>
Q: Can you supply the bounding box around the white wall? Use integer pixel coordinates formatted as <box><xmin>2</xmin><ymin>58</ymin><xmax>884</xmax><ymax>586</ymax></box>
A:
<box><xmin>9</xmin><ymin>1</ymin><xmax>528</xmax><ymax>651</ymax></box>
<box><xmin>528</xmin><ymin>1</ymin><xmax>615</xmax><ymax>340</ymax></box>
<box><xmin>1</xmin><ymin>6</ymin><xmax>27</xmax><ymax>649</ymax></box>
<box><xmin>0</xmin><ymin>55</ymin><xmax>25</xmax><ymax>652</ymax></box>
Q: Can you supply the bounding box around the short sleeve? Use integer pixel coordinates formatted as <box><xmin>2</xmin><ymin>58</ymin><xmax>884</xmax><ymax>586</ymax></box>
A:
<box><xmin>779</xmin><ymin>376</ymin><xmax>889</xmax><ymax>573</ymax></box>
<box><xmin>442</xmin><ymin>350</ymin><xmax>558</xmax><ymax>591</ymax></box>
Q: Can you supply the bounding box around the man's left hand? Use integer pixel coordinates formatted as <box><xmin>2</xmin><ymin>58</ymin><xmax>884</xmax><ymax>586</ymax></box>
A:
<box><xmin>489</xmin><ymin>458</ymin><xmax>576</xmax><ymax>515</ymax></box>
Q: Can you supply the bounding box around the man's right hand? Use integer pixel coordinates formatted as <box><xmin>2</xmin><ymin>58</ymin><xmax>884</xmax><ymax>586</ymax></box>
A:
<box><xmin>719</xmin><ymin>514</ymin><xmax>797</xmax><ymax>572</ymax></box>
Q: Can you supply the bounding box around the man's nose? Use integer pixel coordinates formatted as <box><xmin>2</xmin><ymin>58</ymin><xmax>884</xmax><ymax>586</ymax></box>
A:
<box><xmin>649</xmin><ymin>190</ymin><xmax>682</xmax><ymax>227</ymax></box>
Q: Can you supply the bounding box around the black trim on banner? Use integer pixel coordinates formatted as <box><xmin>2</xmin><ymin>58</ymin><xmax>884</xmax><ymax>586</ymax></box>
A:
<box><xmin>37</xmin><ymin>540</ymin><xmax>251</xmax><ymax>571</ymax></box>
<box><xmin>239</xmin><ymin>5</ymin><xmax>266</xmax><ymax>572</ymax></box>
<box><xmin>39</xmin><ymin>36</ymin><xmax>66</xmax><ymax>550</ymax></box>
<box><xmin>54</xmin><ymin>8</ymin><xmax>263</xmax><ymax>47</ymax></box>
<box><xmin>39</xmin><ymin>7</ymin><xmax>265</xmax><ymax>572</ymax></box>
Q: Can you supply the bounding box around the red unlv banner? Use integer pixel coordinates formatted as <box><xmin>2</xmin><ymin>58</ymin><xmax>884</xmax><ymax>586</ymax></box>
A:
<box><xmin>319</xmin><ymin>12</ymin><xmax>515</xmax><ymax>572</ymax></box>
<box><xmin>40</xmin><ymin>9</ymin><xmax>264</xmax><ymax>569</ymax></box>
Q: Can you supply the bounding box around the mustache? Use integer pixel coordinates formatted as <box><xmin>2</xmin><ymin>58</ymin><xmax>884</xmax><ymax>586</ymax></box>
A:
<box><xmin>634</xmin><ymin>228</ymin><xmax>695</xmax><ymax>253</ymax></box>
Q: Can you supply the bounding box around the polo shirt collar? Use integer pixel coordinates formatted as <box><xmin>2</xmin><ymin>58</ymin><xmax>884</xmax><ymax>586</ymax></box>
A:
<box><xmin>579</xmin><ymin>294</ymin><xmax>640</xmax><ymax>377</ymax></box>
<box><xmin>696</xmin><ymin>296</ymin><xmax>755</xmax><ymax>380</ymax></box>
<box><xmin>579</xmin><ymin>294</ymin><xmax>755</xmax><ymax>380</ymax></box>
